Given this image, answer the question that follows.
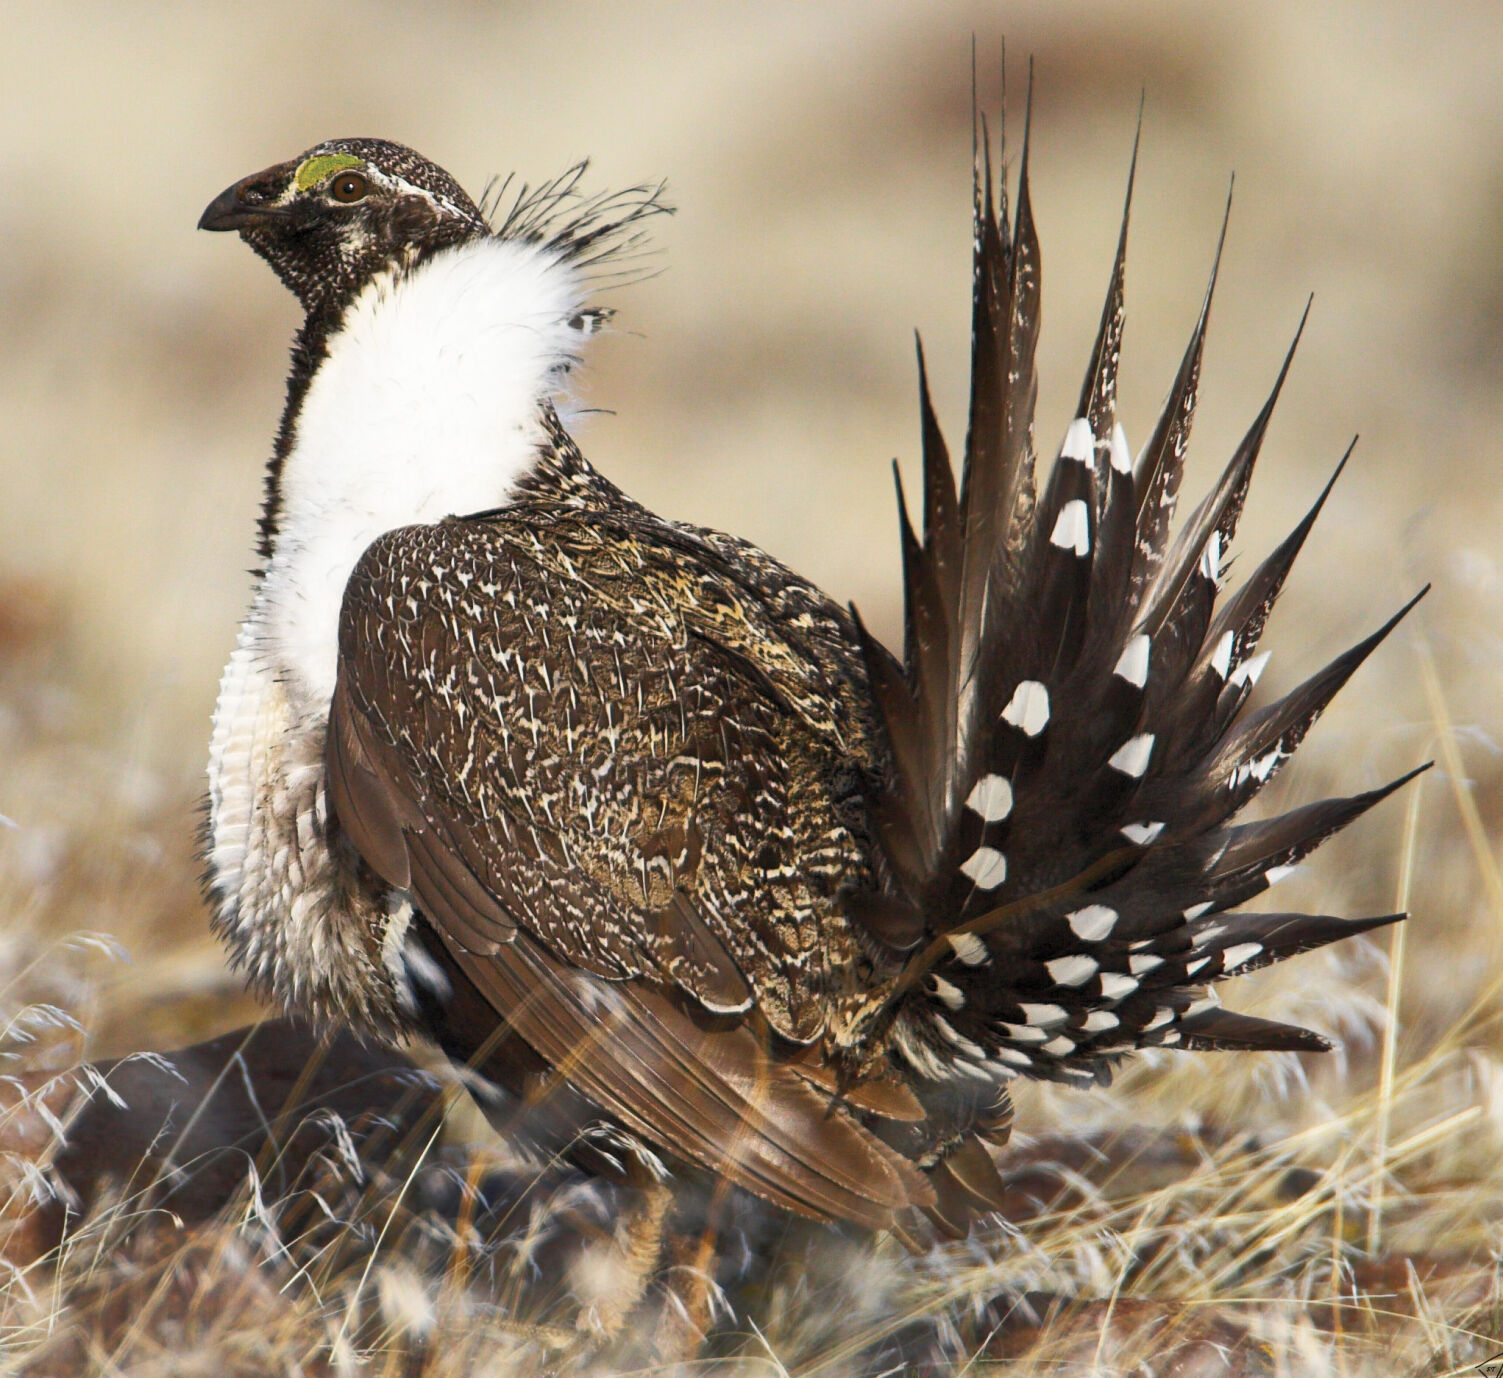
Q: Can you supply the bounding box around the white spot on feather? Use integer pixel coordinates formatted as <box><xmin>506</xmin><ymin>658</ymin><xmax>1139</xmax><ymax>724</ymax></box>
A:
<box><xmin>1099</xmin><ymin>972</ymin><xmax>1139</xmax><ymax>1000</ymax></box>
<box><xmin>1185</xmin><ymin>956</ymin><xmax>1212</xmax><ymax>977</ymax></box>
<box><xmin>965</xmin><ymin>774</ymin><xmax>1013</xmax><ymax>823</ymax></box>
<box><xmin>1200</xmin><ymin>530</ymin><xmax>1222</xmax><ymax>583</ymax></box>
<box><xmin>960</xmin><ymin>846</ymin><xmax>1008</xmax><ymax>890</ymax></box>
<box><xmin>1001</xmin><ymin>1023</ymin><xmax>1048</xmax><ymax>1044</ymax></box>
<box><xmin>1109</xmin><ymin>421</ymin><xmax>1133</xmax><ymax>474</ymax></box>
<box><xmin>947</xmin><ymin>932</ymin><xmax>989</xmax><ymax>966</ymax></box>
<box><xmin>1041</xmin><ymin>1035</ymin><xmax>1076</xmax><ymax>1057</ymax></box>
<box><xmin>996</xmin><ymin>1047</ymin><xmax>1032</xmax><ymax>1068</ymax></box>
<box><xmin>1129</xmin><ymin>953</ymin><xmax>1164</xmax><ymax>975</ymax></box>
<box><xmin>1230</xmin><ymin>650</ymin><xmax>1270</xmax><ymax>689</ymax></box>
<box><xmin>1082</xmin><ymin>1010</ymin><xmax>1119</xmax><ymax>1032</ymax></box>
<box><xmin>1067</xmin><ymin>904</ymin><xmax>1118</xmax><ymax>942</ymax></box>
<box><xmin>1184</xmin><ymin>995</ymin><xmax>1220</xmax><ymax>1019</ymax></box>
<box><xmin>1113</xmin><ymin>634</ymin><xmax>1151</xmax><ymax>689</ymax></box>
<box><xmin>1018</xmin><ymin>1003</ymin><xmax>1067</xmax><ymax>1027</ymax></box>
<box><xmin>1045</xmin><ymin>954</ymin><xmax>1098</xmax><ymax>987</ymax></box>
<box><xmin>1265</xmin><ymin>864</ymin><xmax>1298</xmax><ymax>886</ymax></box>
<box><xmin>1184</xmin><ymin>902</ymin><xmax>1213</xmax><ymax>920</ymax></box>
<box><xmin>1210</xmin><ymin>630</ymin><xmax>1235</xmax><ymax>679</ymax></box>
<box><xmin>1144</xmin><ymin>1006</ymin><xmax>1174</xmax><ymax>1031</ymax></box>
<box><xmin>1120</xmin><ymin>820</ymin><xmax>1164</xmax><ymax>846</ymax></box>
<box><xmin>928</xmin><ymin>974</ymin><xmax>965</xmax><ymax>1011</ymax></box>
<box><xmin>1108</xmin><ymin>733</ymin><xmax>1155</xmax><ymax>778</ymax></box>
<box><xmin>1061</xmin><ymin>417</ymin><xmax>1094</xmax><ymax>463</ymax></box>
<box><xmin>1252</xmin><ymin>749</ymin><xmax>1282</xmax><ymax>782</ymax></box>
<box><xmin>1002</xmin><ymin>680</ymin><xmax>1050</xmax><ymax>737</ymax></box>
<box><xmin>1229</xmin><ymin>748</ymin><xmax>1284</xmax><ymax>791</ymax></box>
<box><xmin>1050</xmin><ymin>499</ymin><xmax>1091</xmax><ymax>556</ymax></box>
<box><xmin>1222</xmin><ymin>942</ymin><xmax>1262</xmax><ymax>971</ymax></box>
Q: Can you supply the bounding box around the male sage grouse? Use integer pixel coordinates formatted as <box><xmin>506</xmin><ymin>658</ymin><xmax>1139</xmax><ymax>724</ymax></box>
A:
<box><xmin>200</xmin><ymin>113</ymin><xmax>1423</xmax><ymax>1238</ymax></box>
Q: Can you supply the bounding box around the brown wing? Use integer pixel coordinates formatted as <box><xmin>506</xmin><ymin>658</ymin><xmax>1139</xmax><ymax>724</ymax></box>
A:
<box><xmin>326</xmin><ymin>510</ymin><xmax>933</xmax><ymax>1225</ymax></box>
<box><xmin>341</xmin><ymin>511</ymin><xmax>887</xmax><ymax>1033</ymax></box>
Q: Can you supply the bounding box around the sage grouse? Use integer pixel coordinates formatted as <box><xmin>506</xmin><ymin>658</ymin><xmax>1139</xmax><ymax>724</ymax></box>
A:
<box><xmin>200</xmin><ymin>121</ymin><xmax>1423</xmax><ymax>1237</ymax></box>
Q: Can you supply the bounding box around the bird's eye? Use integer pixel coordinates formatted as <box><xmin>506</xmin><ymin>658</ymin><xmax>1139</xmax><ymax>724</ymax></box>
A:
<box><xmin>329</xmin><ymin>172</ymin><xmax>369</xmax><ymax>204</ymax></box>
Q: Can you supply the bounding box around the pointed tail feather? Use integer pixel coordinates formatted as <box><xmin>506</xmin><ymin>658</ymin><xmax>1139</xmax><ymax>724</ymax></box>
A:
<box><xmin>852</xmin><ymin>107</ymin><xmax>1424</xmax><ymax>1118</ymax></box>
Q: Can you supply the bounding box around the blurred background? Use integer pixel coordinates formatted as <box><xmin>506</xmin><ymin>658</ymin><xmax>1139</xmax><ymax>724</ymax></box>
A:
<box><xmin>0</xmin><ymin>0</ymin><xmax>1498</xmax><ymax>1111</ymax></box>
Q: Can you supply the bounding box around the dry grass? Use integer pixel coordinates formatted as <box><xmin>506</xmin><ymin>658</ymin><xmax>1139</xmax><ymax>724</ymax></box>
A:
<box><xmin>2</xmin><ymin>2</ymin><xmax>1502</xmax><ymax>1373</ymax></box>
<box><xmin>2</xmin><ymin>798</ymin><xmax>1502</xmax><ymax>1376</ymax></box>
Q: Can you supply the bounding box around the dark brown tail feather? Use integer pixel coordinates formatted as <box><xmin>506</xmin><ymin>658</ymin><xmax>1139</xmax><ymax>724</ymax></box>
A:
<box><xmin>850</xmin><ymin>97</ymin><xmax>1425</xmax><ymax>1124</ymax></box>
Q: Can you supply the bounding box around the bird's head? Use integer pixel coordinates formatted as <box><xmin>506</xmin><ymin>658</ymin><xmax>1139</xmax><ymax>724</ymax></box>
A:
<box><xmin>199</xmin><ymin>138</ymin><xmax>490</xmax><ymax>314</ymax></box>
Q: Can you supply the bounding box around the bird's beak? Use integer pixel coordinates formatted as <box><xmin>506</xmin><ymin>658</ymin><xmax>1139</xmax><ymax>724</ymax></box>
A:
<box><xmin>198</xmin><ymin>167</ymin><xmax>296</xmax><ymax>232</ymax></box>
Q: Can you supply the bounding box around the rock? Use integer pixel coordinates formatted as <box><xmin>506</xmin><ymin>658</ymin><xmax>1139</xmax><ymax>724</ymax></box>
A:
<box><xmin>2</xmin><ymin>1016</ymin><xmax>441</xmax><ymax>1263</ymax></box>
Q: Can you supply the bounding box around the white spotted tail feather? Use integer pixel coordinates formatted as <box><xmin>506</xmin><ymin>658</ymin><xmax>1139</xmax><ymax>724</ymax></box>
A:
<box><xmin>849</xmin><ymin>104</ymin><xmax>1428</xmax><ymax>1087</ymax></box>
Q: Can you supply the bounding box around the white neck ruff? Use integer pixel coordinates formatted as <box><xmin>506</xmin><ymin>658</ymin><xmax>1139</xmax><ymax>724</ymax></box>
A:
<box><xmin>256</xmin><ymin>236</ymin><xmax>586</xmax><ymax>709</ymax></box>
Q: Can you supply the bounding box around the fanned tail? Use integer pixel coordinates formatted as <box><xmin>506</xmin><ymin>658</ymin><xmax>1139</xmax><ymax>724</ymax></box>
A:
<box><xmin>851</xmin><ymin>94</ymin><xmax>1426</xmax><ymax>1155</ymax></box>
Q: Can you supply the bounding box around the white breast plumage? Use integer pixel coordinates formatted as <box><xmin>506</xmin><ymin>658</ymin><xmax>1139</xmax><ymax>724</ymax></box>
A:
<box><xmin>262</xmin><ymin>234</ymin><xmax>588</xmax><ymax>711</ymax></box>
<box><xmin>207</xmin><ymin>233</ymin><xmax>589</xmax><ymax>1025</ymax></box>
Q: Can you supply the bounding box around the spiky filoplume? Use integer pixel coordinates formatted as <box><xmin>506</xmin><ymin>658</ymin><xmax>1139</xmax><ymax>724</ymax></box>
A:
<box><xmin>201</xmin><ymin>104</ymin><xmax>1423</xmax><ymax>1243</ymax></box>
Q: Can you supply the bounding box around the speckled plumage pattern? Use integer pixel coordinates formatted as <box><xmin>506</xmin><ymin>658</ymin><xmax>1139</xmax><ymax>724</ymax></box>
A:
<box><xmin>208</xmin><ymin>622</ymin><xmax>391</xmax><ymax>1030</ymax></box>
<box><xmin>203</xmin><ymin>120</ymin><xmax>1423</xmax><ymax>1238</ymax></box>
<box><xmin>339</xmin><ymin>422</ymin><xmax>891</xmax><ymax>1044</ymax></box>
